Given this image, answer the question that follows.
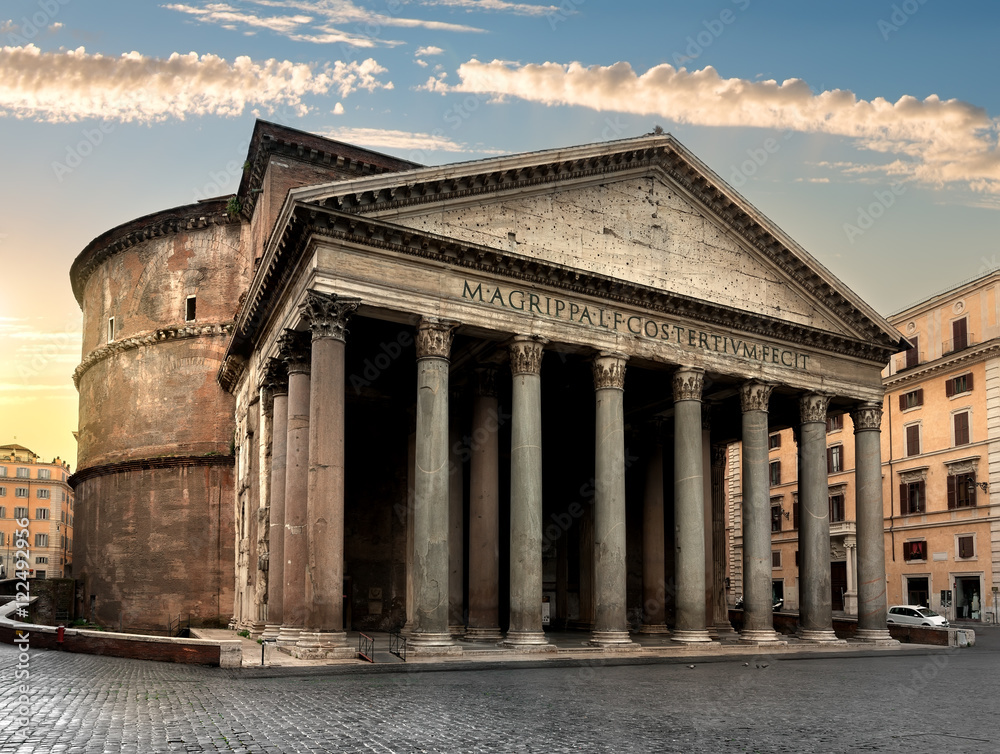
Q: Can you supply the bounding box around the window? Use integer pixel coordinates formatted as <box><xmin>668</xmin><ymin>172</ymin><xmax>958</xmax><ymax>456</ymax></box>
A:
<box><xmin>827</xmin><ymin>445</ymin><xmax>844</xmax><ymax>474</ymax></box>
<box><xmin>900</xmin><ymin>480</ymin><xmax>925</xmax><ymax>515</ymax></box>
<box><xmin>16</xmin><ymin>467</ymin><xmax>29</xmax><ymax>478</ymax></box>
<box><xmin>903</xmin><ymin>540</ymin><xmax>927</xmax><ymax>561</ymax></box>
<box><xmin>0</xmin><ymin>467</ymin><xmax>6</xmax><ymax>476</ymax></box>
<box><xmin>905</xmin><ymin>424</ymin><xmax>920</xmax><ymax>456</ymax></box>
<box><xmin>904</xmin><ymin>336</ymin><xmax>919</xmax><ymax>369</ymax></box>
<box><xmin>107</xmin><ymin>316</ymin><xmax>116</xmax><ymax>343</ymax></box>
<box><xmin>899</xmin><ymin>389</ymin><xmax>923</xmax><ymax>410</ymax></box>
<box><xmin>829</xmin><ymin>494</ymin><xmax>845</xmax><ymax>523</ymax></box>
<box><xmin>36</xmin><ymin>489</ymin><xmax>50</xmax><ymax>500</ymax></box>
<box><xmin>0</xmin><ymin>532</ymin><xmax>4</xmax><ymax>546</ymax></box>
<box><xmin>827</xmin><ymin>415</ymin><xmax>843</xmax><ymax>432</ymax></box>
<box><xmin>953</xmin><ymin>412</ymin><xmax>970</xmax><ymax>446</ymax></box>
<box><xmin>951</xmin><ymin>318</ymin><xmax>968</xmax><ymax>352</ymax></box>
<box><xmin>35</xmin><ymin>507</ymin><xmax>49</xmax><ymax>519</ymax></box>
<box><xmin>948</xmin><ymin>473</ymin><xmax>978</xmax><ymax>509</ymax></box>
<box><xmin>37</xmin><ymin>468</ymin><xmax>50</xmax><ymax>480</ymax></box>
<box><xmin>768</xmin><ymin>433</ymin><xmax>781</xmax><ymax>450</ymax></box>
<box><xmin>769</xmin><ymin>460</ymin><xmax>781</xmax><ymax>486</ymax></box>
<box><xmin>772</xmin><ymin>551</ymin><xmax>781</xmax><ymax>568</ymax></box>
<box><xmin>770</xmin><ymin>504</ymin><xmax>783</xmax><ymax>532</ymax></box>
<box><xmin>0</xmin><ymin>487</ymin><xmax>5</xmax><ymax>497</ymax></box>
<box><xmin>0</xmin><ymin>506</ymin><xmax>4</xmax><ymax>517</ymax></box>
<box><xmin>946</xmin><ymin>373</ymin><xmax>973</xmax><ymax>397</ymax></box>
<box><xmin>185</xmin><ymin>295</ymin><xmax>197</xmax><ymax>322</ymax></box>
<box><xmin>34</xmin><ymin>534</ymin><xmax>48</xmax><ymax>547</ymax></box>
<box><xmin>14</xmin><ymin>506</ymin><xmax>28</xmax><ymax>519</ymax></box>
<box><xmin>15</xmin><ymin>488</ymin><xmax>28</xmax><ymax>498</ymax></box>
<box><xmin>957</xmin><ymin>535</ymin><xmax>975</xmax><ymax>559</ymax></box>
<box><xmin>35</xmin><ymin>556</ymin><xmax>48</xmax><ymax>564</ymax></box>
<box><xmin>792</xmin><ymin>501</ymin><xmax>800</xmax><ymax>530</ymax></box>
<box><xmin>35</xmin><ymin>571</ymin><xmax>45</xmax><ymax>580</ymax></box>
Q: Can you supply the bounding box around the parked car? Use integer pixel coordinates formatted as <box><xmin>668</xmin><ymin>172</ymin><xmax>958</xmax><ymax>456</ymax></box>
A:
<box><xmin>886</xmin><ymin>605</ymin><xmax>949</xmax><ymax>628</ymax></box>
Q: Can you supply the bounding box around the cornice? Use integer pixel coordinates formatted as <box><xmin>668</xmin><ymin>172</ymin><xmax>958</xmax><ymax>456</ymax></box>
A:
<box><xmin>68</xmin><ymin>454</ymin><xmax>235</xmax><ymax>487</ymax></box>
<box><xmin>69</xmin><ymin>201</ymin><xmax>237</xmax><ymax>305</ymax></box>
<box><xmin>219</xmin><ymin>203</ymin><xmax>900</xmax><ymax>392</ymax></box>
<box><xmin>883</xmin><ymin>340</ymin><xmax>1000</xmax><ymax>389</ymax></box>
<box><xmin>74</xmin><ymin>322</ymin><xmax>233</xmax><ymax>388</ymax></box>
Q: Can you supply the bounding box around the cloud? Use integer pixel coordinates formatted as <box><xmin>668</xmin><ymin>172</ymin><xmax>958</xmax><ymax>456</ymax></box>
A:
<box><xmin>165</xmin><ymin>1</ymin><xmax>486</xmax><ymax>46</ymax></box>
<box><xmin>416</xmin><ymin>45</ymin><xmax>445</xmax><ymax>57</ymax></box>
<box><xmin>420</xmin><ymin>0</ymin><xmax>562</xmax><ymax>16</ymax></box>
<box><xmin>0</xmin><ymin>44</ymin><xmax>391</xmax><ymax>122</ymax></box>
<box><xmin>318</xmin><ymin>126</ymin><xmax>503</xmax><ymax>154</ymax></box>
<box><xmin>437</xmin><ymin>59</ymin><xmax>1000</xmax><ymax>194</ymax></box>
<box><xmin>332</xmin><ymin>102</ymin><xmax>345</xmax><ymax>114</ymax></box>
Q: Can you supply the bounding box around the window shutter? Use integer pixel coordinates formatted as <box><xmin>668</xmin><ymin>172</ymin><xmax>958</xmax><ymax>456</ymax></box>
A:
<box><xmin>967</xmin><ymin>372</ymin><xmax>974</xmax><ymax>391</ymax></box>
<box><xmin>970</xmin><ymin>479</ymin><xmax>977</xmax><ymax>507</ymax></box>
<box><xmin>899</xmin><ymin>483</ymin><xmax>908</xmax><ymax>514</ymax></box>
<box><xmin>954</xmin><ymin>413</ymin><xmax>970</xmax><ymax>446</ymax></box>
<box><xmin>915</xmin><ymin>388</ymin><xmax>923</xmax><ymax>405</ymax></box>
<box><xmin>906</xmin><ymin>337</ymin><xmax>919</xmax><ymax>368</ymax></box>
<box><xmin>947</xmin><ymin>475</ymin><xmax>956</xmax><ymax>509</ymax></box>
<box><xmin>906</xmin><ymin>425</ymin><xmax>920</xmax><ymax>455</ymax></box>
<box><xmin>953</xmin><ymin>318</ymin><xmax>968</xmax><ymax>350</ymax></box>
<box><xmin>946</xmin><ymin>378</ymin><xmax>955</xmax><ymax>397</ymax></box>
<box><xmin>917</xmin><ymin>480</ymin><xmax>925</xmax><ymax>511</ymax></box>
<box><xmin>827</xmin><ymin>447</ymin><xmax>833</xmax><ymax>474</ymax></box>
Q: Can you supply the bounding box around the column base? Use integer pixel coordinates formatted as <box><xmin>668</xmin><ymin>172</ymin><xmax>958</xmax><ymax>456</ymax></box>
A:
<box><xmin>260</xmin><ymin>623</ymin><xmax>281</xmax><ymax>641</ymax></box>
<box><xmin>448</xmin><ymin>624</ymin><xmax>466</xmax><ymax>637</ymax></box>
<box><xmin>798</xmin><ymin>628</ymin><xmax>847</xmax><ymax>644</ymax></box>
<box><xmin>275</xmin><ymin>626</ymin><xmax>302</xmax><ymax>648</ymax></box>
<box><xmin>589</xmin><ymin>630</ymin><xmax>638</xmax><ymax>648</ymax></box>
<box><xmin>713</xmin><ymin>621</ymin><xmax>739</xmax><ymax>638</ymax></box>
<box><xmin>408</xmin><ymin>632</ymin><xmax>463</xmax><ymax>656</ymax></box>
<box><xmin>462</xmin><ymin>626</ymin><xmax>504</xmax><ymax>643</ymax></box>
<box><xmin>671</xmin><ymin>629</ymin><xmax>714</xmax><ymax>644</ymax></box>
<box><xmin>502</xmin><ymin>630</ymin><xmax>552</xmax><ymax>649</ymax></box>
<box><xmin>854</xmin><ymin>628</ymin><xmax>898</xmax><ymax>645</ymax></box>
<box><xmin>739</xmin><ymin>628</ymin><xmax>787</xmax><ymax>645</ymax></box>
<box><xmin>638</xmin><ymin>623</ymin><xmax>671</xmax><ymax>635</ymax></box>
<box><xmin>290</xmin><ymin>632</ymin><xmax>355</xmax><ymax>660</ymax></box>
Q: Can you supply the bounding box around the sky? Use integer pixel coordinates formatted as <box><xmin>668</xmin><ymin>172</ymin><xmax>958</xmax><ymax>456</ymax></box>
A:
<box><xmin>1</xmin><ymin>0</ymin><xmax>998</xmax><ymax>469</ymax></box>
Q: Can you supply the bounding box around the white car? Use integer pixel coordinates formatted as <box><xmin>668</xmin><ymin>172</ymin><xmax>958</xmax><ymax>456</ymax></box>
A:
<box><xmin>886</xmin><ymin>605</ymin><xmax>949</xmax><ymax>628</ymax></box>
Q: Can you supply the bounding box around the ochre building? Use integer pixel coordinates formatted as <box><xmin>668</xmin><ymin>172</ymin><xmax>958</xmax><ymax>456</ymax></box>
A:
<box><xmin>73</xmin><ymin>121</ymin><xmax>906</xmax><ymax>648</ymax></box>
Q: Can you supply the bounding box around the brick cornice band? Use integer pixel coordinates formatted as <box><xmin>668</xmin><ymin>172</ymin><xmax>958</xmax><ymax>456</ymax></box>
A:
<box><xmin>68</xmin><ymin>454</ymin><xmax>235</xmax><ymax>487</ymax></box>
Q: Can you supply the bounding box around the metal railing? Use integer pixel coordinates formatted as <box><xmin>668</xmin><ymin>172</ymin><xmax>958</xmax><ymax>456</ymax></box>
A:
<box><xmin>358</xmin><ymin>632</ymin><xmax>374</xmax><ymax>663</ymax></box>
<box><xmin>389</xmin><ymin>631</ymin><xmax>407</xmax><ymax>662</ymax></box>
<box><xmin>943</xmin><ymin>334</ymin><xmax>975</xmax><ymax>354</ymax></box>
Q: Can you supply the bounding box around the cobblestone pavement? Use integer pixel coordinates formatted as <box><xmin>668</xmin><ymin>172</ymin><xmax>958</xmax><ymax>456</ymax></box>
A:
<box><xmin>1</xmin><ymin>632</ymin><xmax>998</xmax><ymax>754</ymax></box>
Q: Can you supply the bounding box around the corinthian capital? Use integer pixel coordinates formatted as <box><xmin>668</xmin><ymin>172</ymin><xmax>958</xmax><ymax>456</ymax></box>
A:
<box><xmin>277</xmin><ymin>329</ymin><xmax>311</xmax><ymax>375</ymax></box>
<box><xmin>416</xmin><ymin>318</ymin><xmax>458</xmax><ymax>360</ymax></box>
<box><xmin>508</xmin><ymin>335</ymin><xmax>547</xmax><ymax>376</ymax></box>
<box><xmin>739</xmin><ymin>380</ymin><xmax>773</xmax><ymax>413</ymax></box>
<box><xmin>851</xmin><ymin>402</ymin><xmax>883</xmax><ymax>432</ymax></box>
<box><xmin>799</xmin><ymin>393</ymin><xmax>831</xmax><ymax>424</ymax></box>
<box><xmin>299</xmin><ymin>290</ymin><xmax>360</xmax><ymax>342</ymax></box>
<box><xmin>592</xmin><ymin>352</ymin><xmax>627</xmax><ymax>390</ymax></box>
<box><xmin>672</xmin><ymin>368</ymin><xmax>704</xmax><ymax>402</ymax></box>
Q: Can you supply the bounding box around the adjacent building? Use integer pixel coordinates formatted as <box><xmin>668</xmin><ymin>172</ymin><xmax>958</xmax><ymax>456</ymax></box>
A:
<box><xmin>73</xmin><ymin>121</ymin><xmax>905</xmax><ymax>649</ymax></box>
<box><xmin>728</xmin><ymin>271</ymin><xmax>1000</xmax><ymax>626</ymax></box>
<box><xmin>0</xmin><ymin>444</ymin><xmax>74</xmax><ymax>580</ymax></box>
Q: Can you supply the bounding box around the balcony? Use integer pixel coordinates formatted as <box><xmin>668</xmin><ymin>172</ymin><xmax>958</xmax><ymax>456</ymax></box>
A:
<box><xmin>943</xmin><ymin>333</ymin><xmax>975</xmax><ymax>355</ymax></box>
<box><xmin>829</xmin><ymin>520</ymin><xmax>856</xmax><ymax>538</ymax></box>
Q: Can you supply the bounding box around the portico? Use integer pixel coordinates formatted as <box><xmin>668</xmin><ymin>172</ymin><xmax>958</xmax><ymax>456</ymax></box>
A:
<box><xmin>222</xmin><ymin>130</ymin><xmax>906</xmax><ymax>653</ymax></box>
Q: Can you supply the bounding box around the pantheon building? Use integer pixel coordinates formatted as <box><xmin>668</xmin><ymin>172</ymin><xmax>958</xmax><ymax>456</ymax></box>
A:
<box><xmin>70</xmin><ymin>121</ymin><xmax>905</xmax><ymax>653</ymax></box>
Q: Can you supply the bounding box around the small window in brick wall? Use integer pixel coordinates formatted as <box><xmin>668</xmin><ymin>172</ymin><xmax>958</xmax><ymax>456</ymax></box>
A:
<box><xmin>903</xmin><ymin>541</ymin><xmax>926</xmax><ymax>561</ymax></box>
<box><xmin>185</xmin><ymin>295</ymin><xmax>197</xmax><ymax>322</ymax></box>
<box><xmin>946</xmin><ymin>373</ymin><xmax>973</xmax><ymax>397</ymax></box>
<box><xmin>769</xmin><ymin>433</ymin><xmax>781</xmax><ymax>450</ymax></box>
<box><xmin>772</xmin><ymin>551</ymin><xmax>781</xmax><ymax>568</ymax></box>
<box><xmin>958</xmin><ymin>535</ymin><xmax>975</xmax><ymax>559</ymax></box>
<box><xmin>899</xmin><ymin>389</ymin><xmax>923</xmax><ymax>410</ymax></box>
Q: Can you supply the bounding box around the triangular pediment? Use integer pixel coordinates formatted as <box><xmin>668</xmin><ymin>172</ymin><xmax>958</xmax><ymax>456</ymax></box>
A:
<box><xmin>263</xmin><ymin>134</ymin><xmax>906</xmax><ymax>352</ymax></box>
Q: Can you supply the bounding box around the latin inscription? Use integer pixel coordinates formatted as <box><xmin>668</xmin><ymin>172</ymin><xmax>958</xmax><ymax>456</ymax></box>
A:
<box><xmin>462</xmin><ymin>280</ymin><xmax>810</xmax><ymax>370</ymax></box>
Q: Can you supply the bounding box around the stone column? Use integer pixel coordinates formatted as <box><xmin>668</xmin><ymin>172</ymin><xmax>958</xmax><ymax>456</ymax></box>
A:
<box><xmin>402</xmin><ymin>430</ymin><xmax>416</xmax><ymax>635</ymax></box>
<box><xmin>702</xmin><ymin>410</ymin><xmax>714</xmax><ymax>634</ymax></box>
<box><xmin>465</xmin><ymin>368</ymin><xmax>503</xmax><ymax>642</ymax></box>
<box><xmin>410</xmin><ymin>318</ymin><xmax>459</xmax><ymax>652</ymax></box>
<box><xmin>739</xmin><ymin>380</ymin><xmax>783</xmax><ymax>644</ymax></box>
<box><xmin>798</xmin><ymin>393</ymin><xmax>841</xmax><ymax>643</ymax></box>
<box><xmin>261</xmin><ymin>359</ymin><xmax>288</xmax><ymax>641</ymax></box>
<box><xmin>505</xmin><ymin>335</ymin><xmax>550</xmax><ymax>648</ymax></box>
<box><xmin>711</xmin><ymin>445</ymin><xmax>736</xmax><ymax>636</ymax></box>
<box><xmin>852</xmin><ymin>403</ymin><xmax>894</xmax><ymax>643</ymax></box>
<box><xmin>448</xmin><ymin>400</ymin><xmax>465</xmax><ymax>636</ymax></box>
<box><xmin>295</xmin><ymin>291</ymin><xmax>359</xmax><ymax>659</ymax></box>
<box><xmin>844</xmin><ymin>536</ymin><xmax>858</xmax><ymax>615</ymax></box>
<box><xmin>640</xmin><ymin>431</ymin><xmax>669</xmax><ymax>634</ymax></box>
<box><xmin>672</xmin><ymin>368</ymin><xmax>712</xmax><ymax>643</ymax></box>
<box><xmin>578</xmin><ymin>506</ymin><xmax>595</xmax><ymax>629</ymax></box>
<box><xmin>590</xmin><ymin>353</ymin><xmax>633</xmax><ymax>647</ymax></box>
<box><xmin>277</xmin><ymin>329</ymin><xmax>311</xmax><ymax>648</ymax></box>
